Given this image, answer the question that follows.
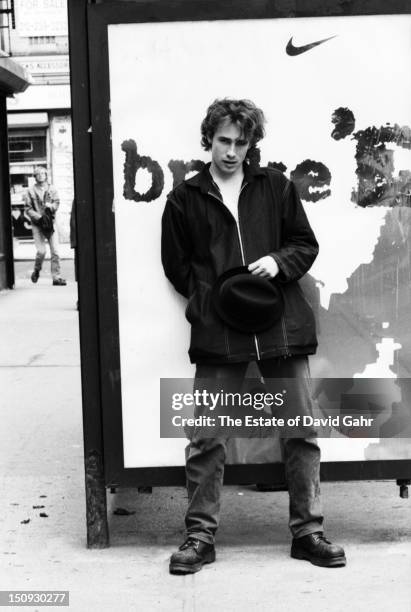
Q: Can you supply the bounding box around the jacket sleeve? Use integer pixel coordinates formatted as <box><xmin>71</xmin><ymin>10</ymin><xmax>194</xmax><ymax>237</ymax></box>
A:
<box><xmin>45</xmin><ymin>186</ymin><xmax>60</xmax><ymax>213</ymax></box>
<box><xmin>269</xmin><ymin>179</ymin><xmax>319</xmax><ymax>282</ymax></box>
<box><xmin>23</xmin><ymin>189</ymin><xmax>42</xmax><ymax>222</ymax></box>
<box><xmin>161</xmin><ymin>194</ymin><xmax>193</xmax><ymax>299</ymax></box>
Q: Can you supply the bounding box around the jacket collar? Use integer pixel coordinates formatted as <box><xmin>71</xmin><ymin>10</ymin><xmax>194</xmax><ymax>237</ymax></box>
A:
<box><xmin>185</xmin><ymin>161</ymin><xmax>265</xmax><ymax>194</ymax></box>
<box><xmin>33</xmin><ymin>182</ymin><xmax>49</xmax><ymax>192</ymax></box>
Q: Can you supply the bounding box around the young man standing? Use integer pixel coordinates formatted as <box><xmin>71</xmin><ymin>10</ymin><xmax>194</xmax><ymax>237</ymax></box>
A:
<box><xmin>161</xmin><ymin>99</ymin><xmax>345</xmax><ymax>573</ymax></box>
<box><xmin>24</xmin><ymin>166</ymin><xmax>66</xmax><ymax>286</ymax></box>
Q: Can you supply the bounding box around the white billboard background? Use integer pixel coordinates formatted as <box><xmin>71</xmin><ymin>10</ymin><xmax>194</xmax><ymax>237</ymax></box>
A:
<box><xmin>107</xmin><ymin>15</ymin><xmax>411</xmax><ymax>467</ymax></box>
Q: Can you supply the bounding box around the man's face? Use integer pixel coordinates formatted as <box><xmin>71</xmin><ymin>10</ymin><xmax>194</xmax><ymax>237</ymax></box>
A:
<box><xmin>34</xmin><ymin>168</ymin><xmax>47</xmax><ymax>184</ymax></box>
<box><xmin>209</xmin><ymin>118</ymin><xmax>250</xmax><ymax>177</ymax></box>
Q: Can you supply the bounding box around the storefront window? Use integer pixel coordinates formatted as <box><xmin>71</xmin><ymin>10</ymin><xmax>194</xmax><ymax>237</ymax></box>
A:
<box><xmin>9</xmin><ymin>128</ymin><xmax>47</xmax><ymax>238</ymax></box>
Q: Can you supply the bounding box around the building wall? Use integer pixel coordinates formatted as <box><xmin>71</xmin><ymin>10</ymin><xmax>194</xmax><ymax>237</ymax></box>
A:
<box><xmin>50</xmin><ymin>114</ymin><xmax>73</xmax><ymax>242</ymax></box>
<box><xmin>9</xmin><ymin>0</ymin><xmax>68</xmax><ymax>56</ymax></box>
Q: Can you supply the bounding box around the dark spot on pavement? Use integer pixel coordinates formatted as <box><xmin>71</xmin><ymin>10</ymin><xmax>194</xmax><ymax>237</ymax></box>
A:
<box><xmin>113</xmin><ymin>507</ymin><xmax>136</xmax><ymax>516</ymax></box>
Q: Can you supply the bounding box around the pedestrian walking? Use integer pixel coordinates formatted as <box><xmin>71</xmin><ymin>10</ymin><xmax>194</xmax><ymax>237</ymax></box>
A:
<box><xmin>23</xmin><ymin>166</ymin><xmax>66</xmax><ymax>286</ymax></box>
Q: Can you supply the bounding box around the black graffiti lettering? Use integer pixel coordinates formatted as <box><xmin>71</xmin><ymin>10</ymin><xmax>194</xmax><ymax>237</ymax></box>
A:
<box><xmin>168</xmin><ymin>160</ymin><xmax>205</xmax><ymax>189</ymax></box>
<box><xmin>267</xmin><ymin>161</ymin><xmax>287</xmax><ymax>173</ymax></box>
<box><xmin>331</xmin><ymin>107</ymin><xmax>355</xmax><ymax>140</ymax></box>
<box><xmin>290</xmin><ymin>160</ymin><xmax>331</xmax><ymax>202</ymax></box>
<box><xmin>330</xmin><ymin>108</ymin><xmax>411</xmax><ymax>207</ymax></box>
<box><xmin>121</xmin><ymin>139</ymin><xmax>165</xmax><ymax>202</ymax></box>
<box><xmin>121</xmin><ymin>107</ymin><xmax>411</xmax><ymax>209</ymax></box>
<box><xmin>351</xmin><ymin>123</ymin><xmax>411</xmax><ymax>207</ymax></box>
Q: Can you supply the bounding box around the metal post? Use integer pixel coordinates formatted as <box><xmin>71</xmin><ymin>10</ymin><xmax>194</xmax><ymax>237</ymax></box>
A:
<box><xmin>68</xmin><ymin>0</ymin><xmax>109</xmax><ymax>548</ymax></box>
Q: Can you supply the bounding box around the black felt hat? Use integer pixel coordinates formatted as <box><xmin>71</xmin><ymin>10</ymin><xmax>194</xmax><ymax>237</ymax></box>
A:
<box><xmin>212</xmin><ymin>266</ymin><xmax>284</xmax><ymax>333</ymax></box>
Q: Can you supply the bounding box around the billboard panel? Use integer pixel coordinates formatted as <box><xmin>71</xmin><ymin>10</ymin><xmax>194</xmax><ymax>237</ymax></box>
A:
<box><xmin>107</xmin><ymin>15</ymin><xmax>411</xmax><ymax>467</ymax></box>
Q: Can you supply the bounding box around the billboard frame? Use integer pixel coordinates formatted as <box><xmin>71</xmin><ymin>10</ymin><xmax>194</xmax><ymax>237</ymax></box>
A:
<box><xmin>68</xmin><ymin>0</ymin><xmax>411</xmax><ymax>548</ymax></box>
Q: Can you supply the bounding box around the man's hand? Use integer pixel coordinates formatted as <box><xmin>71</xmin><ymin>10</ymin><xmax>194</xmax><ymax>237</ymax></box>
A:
<box><xmin>248</xmin><ymin>256</ymin><xmax>279</xmax><ymax>279</ymax></box>
<box><xmin>44</xmin><ymin>192</ymin><xmax>59</xmax><ymax>212</ymax></box>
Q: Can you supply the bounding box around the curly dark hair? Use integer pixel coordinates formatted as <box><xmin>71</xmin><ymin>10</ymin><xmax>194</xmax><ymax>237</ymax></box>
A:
<box><xmin>201</xmin><ymin>98</ymin><xmax>266</xmax><ymax>158</ymax></box>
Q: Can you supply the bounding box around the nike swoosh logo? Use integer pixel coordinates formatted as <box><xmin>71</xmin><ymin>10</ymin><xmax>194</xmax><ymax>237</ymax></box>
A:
<box><xmin>286</xmin><ymin>35</ymin><xmax>336</xmax><ymax>56</ymax></box>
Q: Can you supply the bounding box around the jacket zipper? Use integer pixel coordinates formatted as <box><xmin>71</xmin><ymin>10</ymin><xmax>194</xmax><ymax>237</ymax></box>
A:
<box><xmin>238</xmin><ymin>182</ymin><xmax>288</xmax><ymax>360</ymax></box>
<box><xmin>238</xmin><ymin>182</ymin><xmax>261</xmax><ymax>361</ymax></box>
<box><xmin>208</xmin><ymin>182</ymin><xmax>261</xmax><ymax>361</ymax></box>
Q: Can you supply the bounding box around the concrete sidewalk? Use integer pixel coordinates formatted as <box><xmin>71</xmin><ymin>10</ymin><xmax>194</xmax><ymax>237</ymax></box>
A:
<box><xmin>0</xmin><ymin>273</ymin><xmax>410</xmax><ymax>612</ymax></box>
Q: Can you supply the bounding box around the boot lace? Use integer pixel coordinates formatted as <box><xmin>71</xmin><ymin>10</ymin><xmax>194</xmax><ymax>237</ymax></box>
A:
<box><xmin>179</xmin><ymin>538</ymin><xmax>200</xmax><ymax>551</ymax></box>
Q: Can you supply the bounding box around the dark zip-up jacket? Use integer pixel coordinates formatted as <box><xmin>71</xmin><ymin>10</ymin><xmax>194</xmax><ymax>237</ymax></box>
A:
<box><xmin>161</xmin><ymin>162</ymin><xmax>318</xmax><ymax>364</ymax></box>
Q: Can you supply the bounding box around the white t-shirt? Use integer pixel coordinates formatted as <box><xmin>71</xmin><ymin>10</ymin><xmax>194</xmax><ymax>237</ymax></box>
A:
<box><xmin>210</xmin><ymin>169</ymin><xmax>244</xmax><ymax>226</ymax></box>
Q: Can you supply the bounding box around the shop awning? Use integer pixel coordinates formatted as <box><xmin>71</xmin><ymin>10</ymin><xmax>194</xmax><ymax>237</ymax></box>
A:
<box><xmin>7</xmin><ymin>112</ymin><xmax>49</xmax><ymax>128</ymax></box>
<box><xmin>0</xmin><ymin>57</ymin><xmax>31</xmax><ymax>96</ymax></box>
